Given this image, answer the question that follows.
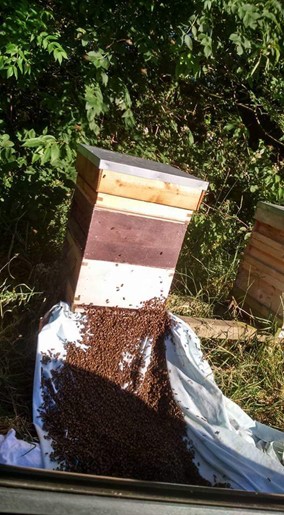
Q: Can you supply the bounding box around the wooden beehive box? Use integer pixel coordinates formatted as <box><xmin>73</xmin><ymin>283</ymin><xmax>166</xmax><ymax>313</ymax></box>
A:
<box><xmin>65</xmin><ymin>144</ymin><xmax>208</xmax><ymax>310</ymax></box>
<box><xmin>234</xmin><ymin>202</ymin><xmax>284</xmax><ymax>326</ymax></box>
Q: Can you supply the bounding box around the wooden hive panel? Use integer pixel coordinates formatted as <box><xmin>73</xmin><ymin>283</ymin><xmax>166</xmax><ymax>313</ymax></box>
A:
<box><xmin>255</xmin><ymin>220</ymin><xmax>284</xmax><ymax>246</ymax></box>
<box><xmin>95</xmin><ymin>193</ymin><xmax>193</xmax><ymax>222</ymax></box>
<box><xmin>76</xmin><ymin>153</ymin><xmax>206</xmax><ymax>210</ymax></box>
<box><xmin>97</xmin><ymin>169</ymin><xmax>203</xmax><ymax>210</ymax></box>
<box><xmin>64</xmin><ymin>231</ymin><xmax>83</xmax><ymax>305</ymax></box>
<box><xmin>233</xmin><ymin>202</ymin><xmax>284</xmax><ymax>325</ymax></box>
<box><xmin>84</xmin><ymin>208</ymin><xmax>188</xmax><ymax>269</ymax></box>
<box><xmin>235</xmin><ymin>268</ymin><xmax>283</xmax><ymax>317</ymax></box>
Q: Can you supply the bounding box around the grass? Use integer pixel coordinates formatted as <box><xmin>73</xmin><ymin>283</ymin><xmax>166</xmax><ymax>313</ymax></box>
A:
<box><xmin>0</xmin><ymin>253</ymin><xmax>64</xmax><ymax>440</ymax></box>
<box><xmin>201</xmin><ymin>337</ymin><xmax>284</xmax><ymax>430</ymax></box>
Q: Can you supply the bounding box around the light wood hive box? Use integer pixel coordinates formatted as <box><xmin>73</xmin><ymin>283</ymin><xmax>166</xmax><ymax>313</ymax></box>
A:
<box><xmin>64</xmin><ymin>144</ymin><xmax>209</xmax><ymax>310</ymax></box>
<box><xmin>234</xmin><ymin>202</ymin><xmax>284</xmax><ymax>327</ymax></box>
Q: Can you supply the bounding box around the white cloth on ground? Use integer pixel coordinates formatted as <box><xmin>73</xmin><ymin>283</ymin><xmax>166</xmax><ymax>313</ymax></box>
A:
<box><xmin>0</xmin><ymin>429</ymin><xmax>43</xmax><ymax>468</ymax></box>
<box><xmin>30</xmin><ymin>303</ymin><xmax>284</xmax><ymax>493</ymax></box>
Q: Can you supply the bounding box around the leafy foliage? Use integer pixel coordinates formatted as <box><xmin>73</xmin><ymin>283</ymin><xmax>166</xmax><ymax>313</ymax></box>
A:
<box><xmin>0</xmin><ymin>0</ymin><xmax>283</xmax><ymax>295</ymax></box>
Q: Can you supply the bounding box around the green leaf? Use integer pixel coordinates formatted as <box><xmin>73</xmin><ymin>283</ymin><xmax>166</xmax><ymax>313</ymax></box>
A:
<box><xmin>7</xmin><ymin>67</ymin><xmax>13</xmax><ymax>78</ymax></box>
<box><xmin>188</xmin><ymin>129</ymin><xmax>194</xmax><ymax>146</ymax></box>
<box><xmin>100</xmin><ymin>71</ymin><xmax>108</xmax><ymax>86</ymax></box>
<box><xmin>50</xmin><ymin>144</ymin><xmax>60</xmax><ymax>163</ymax></box>
<box><xmin>41</xmin><ymin>146</ymin><xmax>51</xmax><ymax>164</ymax></box>
<box><xmin>31</xmin><ymin>153</ymin><xmax>41</xmax><ymax>164</ymax></box>
<box><xmin>204</xmin><ymin>44</ymin><xmax>212</xmax><ymax>58</ymax></box>
<box><xmin>229</xmin><ymin>33</ymin><xmax>240</xmax><ymax>43</ymax></box>
<box><xmin>184</xmin><ymin>34</ymin><xmax>192</xmax><ymax>50</ymax></box>
<box><xmin>191</xmin><ymin>25</ymin><xmax>197</xmax><ymax>39</ymax></box>
<box><xmin>236</xmin><ymin>44</ymin><xmax>243</xmax><ymax>56</ymax></box>
<box><xmin>22</xmin><ymin>138</ymin><xmax>43</xmax><ymax>148</ymax></box>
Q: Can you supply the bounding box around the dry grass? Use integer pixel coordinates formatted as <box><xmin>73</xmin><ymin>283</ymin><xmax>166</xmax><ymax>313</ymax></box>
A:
<box><xmin>202</xmin><ymin>336</ymin><xmax>284</xmax><ymax>430</ymax></box>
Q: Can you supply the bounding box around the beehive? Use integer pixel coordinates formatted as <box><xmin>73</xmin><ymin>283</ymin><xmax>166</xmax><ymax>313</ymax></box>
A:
<box><xmin>65</xmin><ymin>144</ymin><xmax>208</xmax><ymax>309</ymax></box>
<box><xmin>234</xmin><ymin>202</ymin><xmax>284</xmax><ymax>326</ymax></box>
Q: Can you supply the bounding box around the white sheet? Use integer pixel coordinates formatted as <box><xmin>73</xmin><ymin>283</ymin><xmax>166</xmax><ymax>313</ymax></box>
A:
<box><xmin>0</xmin><ymin>429</ymin><xmax>43</xmax><ymax>468</ymax></box>
<box><xmin>32</xmin><ymin>302</ymin><xmax>284</xmax><ymax>492</ymax></box>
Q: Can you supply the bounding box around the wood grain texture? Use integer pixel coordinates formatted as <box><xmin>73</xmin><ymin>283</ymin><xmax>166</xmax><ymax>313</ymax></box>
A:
<box><xmin>241</xmin><ymin>255</ymin><xmax>283</xmax><ymax>291</ymax></box>
<box><xmin>255</xmin><ymin>202</ymin><xmax>284</xmax><ymax>232</ymax></box>
<box><xmin>76</xmin><ymin>154</ymin><xmax>101</xmax><ymax>192</ymax></box>
<box><xmin>84</xmin><ymin>209</ymin><xmax>187</xmax><ymax>268</ymax></box>
<box><xmin>64</xmin><ymin>231</ymin><xmax>83</xmax><ymax>291</ymax></box>
<box><xmin>98</xmin><ymin>169</ymin><xmax>204</xmax><ymax>209</ymax></box>
<box><xmin>96</xmin><ymin>193</ymin><xmax>193</xmax><ymax>222</ymax></box>
<box><xmin>235</xmin><ymin>268</ymin><xmax>283</xmax><ymax>316</ymax></box>
<box><xmin>196</xmin><ymin>189</ymin><xmax>206</xmax><ymax>211</ymax></box>
<box><xmin>76</xmin><ymin>154</ymin><xmax>207</xmax><ymax>210</ymax></box>
<box><xmin>77</xmin><ymin>167</ymin><xmax>204</xmax><ymax>210</ymax></box>
<box><xmin>233</xmin><ymin>285</ymin><xmax>283</xmax><ymax>325</ymax></box>
<box><xmin>78</xmin><ymin>144</ymin><xmax>209</xmax><ymax>187</ymax></box>
<box><xmin>250</xmin><ymin>231</ymin><xmax>284</xmax><ymax>256</ymax></box>
<box><xmin>73</xmin><ymin>260</ymin><xmax>175</xmax><ymax>308</ymax></box>
<box><xmin>255</xmin><ymin>220</ymin><xmax>284</xmax><ymax>245</ymax></box>
<box><xmin>69</xmin><ymin>187</ymin><xmax>94</xmax><ymax>236</ymax></box>
<box><xmin>246</xmin><ymin>244</ymin><xmax>284</xmax><ymax>274</ymax></box>
<box><xmin>234</xmin><ymin>205</ymin><xmax>284</xmax><ymax>325</ymax></box>
<box><xmin>68</xmin><ymin>217</ymin><xmax>86</xmax><ymax>250</ymax></box>
<box><xmin>76</xmin><ymin>175</ymin><xmax>98</xmax><ymax>204</ymax></box>
<box><xmin>65</xmin><ymin>280</ymin><xmax>75</xmax><ymax>306</ymax></box>
<box><xmin>178</xmin><ymin>315</ymin><xmax>257</xmax><ymax>340</ymax></box>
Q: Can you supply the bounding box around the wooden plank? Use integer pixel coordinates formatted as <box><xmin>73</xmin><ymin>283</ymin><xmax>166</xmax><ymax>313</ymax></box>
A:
<box><xmin>251</xmin><ymin>231</ymin><xmax>284</xmax><ymax>255</ymax></box>
<box><xmin>76</xmin><ymin>154</ymin><xmax>101</xmax><ymax>193</ymax></box>
<box><xmin>65</xmin><ymin>280</ymin><xmax>75</xmax><ymax>306</ymax></box>
<box><xmin>65</xmin><ymin>231</ymin><xmax>83</xmax><ymax>291</ymax></box>
<box><xmin>233</xmin><ymin>285</ymin><xmax>283</xmax><ymax>326</ymax></box>
<box><xmin>255</xmin><ymin>202</ymin><xmax>284</xmax><ymax>232</ymax></box>
<box><xmin>68</xmin><ymin>217</ymin><xmax>86</xmax><ymax>251</ymax></box>
<box><xmin>235</xmin><ymin>268</ymin><xmax>283</xmax><ymax>317</ymax></box>
<box><xmin>246</xmin><ymin>244</ymin><xmax>284</xmax><ymax>274</ymax></box>
<box><xmin>84</xmin><ymin>209</ymin><xmax>187</xmax><ymax>269</ymax></box>
<box><xmin>255</xmin><ymin>220</ymin><xmax>284</xmax><ymax>245</ymax></box>
<box><xmin>76</xmin><ymin>154</ymin><xmax>207</xmax><ymax>210</ymax></box>
<box><xmin>241</xmin><ymin>255</ymin><xmax>284</xmax><ymax>291</ymax></box>
<box><xmin>98</xmin><ymin>169</ymin><xmax>204</xmax><ymax>210</ymax></box>
<box><xmin>66</xmin><ymin>230</ymin><xmax>83</xmax><ymax>264</ymax></box>
<box><xmin>196</xmin><ymin>189</ymin><xmax>206</xmax><ymax>211</ymax></box>
<box><xmin>177</xmin><ymin>316</ymin><xmax>257</xmax><ymax>340</ymax></box>
<box><xmin>76</xmin><ymin>175</ymin><xmax>98</xmax><ymax>204</ymax></box>
<box><xmin>69</xmin><ymin>187</ymin><xmax>94</xmax><ymax>236</ymax></box>
<box><xmin>73</xmin><ymin>260</ymin><xmax>175</xmax><ymax>308</ymax></box>
<box><xmin>96</xmin><ymin>193</ymin><xmax>193</xmax><ymax>222</ymax></box>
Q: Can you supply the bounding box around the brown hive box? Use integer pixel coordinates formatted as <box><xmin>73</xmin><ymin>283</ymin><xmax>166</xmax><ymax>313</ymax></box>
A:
<box><xmin>64</xmin><ymin>144</ymin><xmax>209</xmax><ymax>309</ymax></box>
<box><xmin>234</xmin><ymin>201</ymin><xmax>284</xmax><ymax>327</ymax></box>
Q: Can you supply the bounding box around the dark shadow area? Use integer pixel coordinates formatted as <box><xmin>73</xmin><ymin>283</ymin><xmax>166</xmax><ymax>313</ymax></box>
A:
<box><xmin>39</xmin><ymin>361</ymin><xmax>209</xmax><ymax>486</ymax></box>
<box><xmin>0</xmin><ymin>171</ymin><xmax>75</xmax><ymax>438</ymax></box>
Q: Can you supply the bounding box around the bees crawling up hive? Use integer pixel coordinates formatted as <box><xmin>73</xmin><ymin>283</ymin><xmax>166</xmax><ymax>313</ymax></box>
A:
<box><xmin>64</xmin><ymin>144</ymin><xmax>208</xmax><ymax>310</ymax></box>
